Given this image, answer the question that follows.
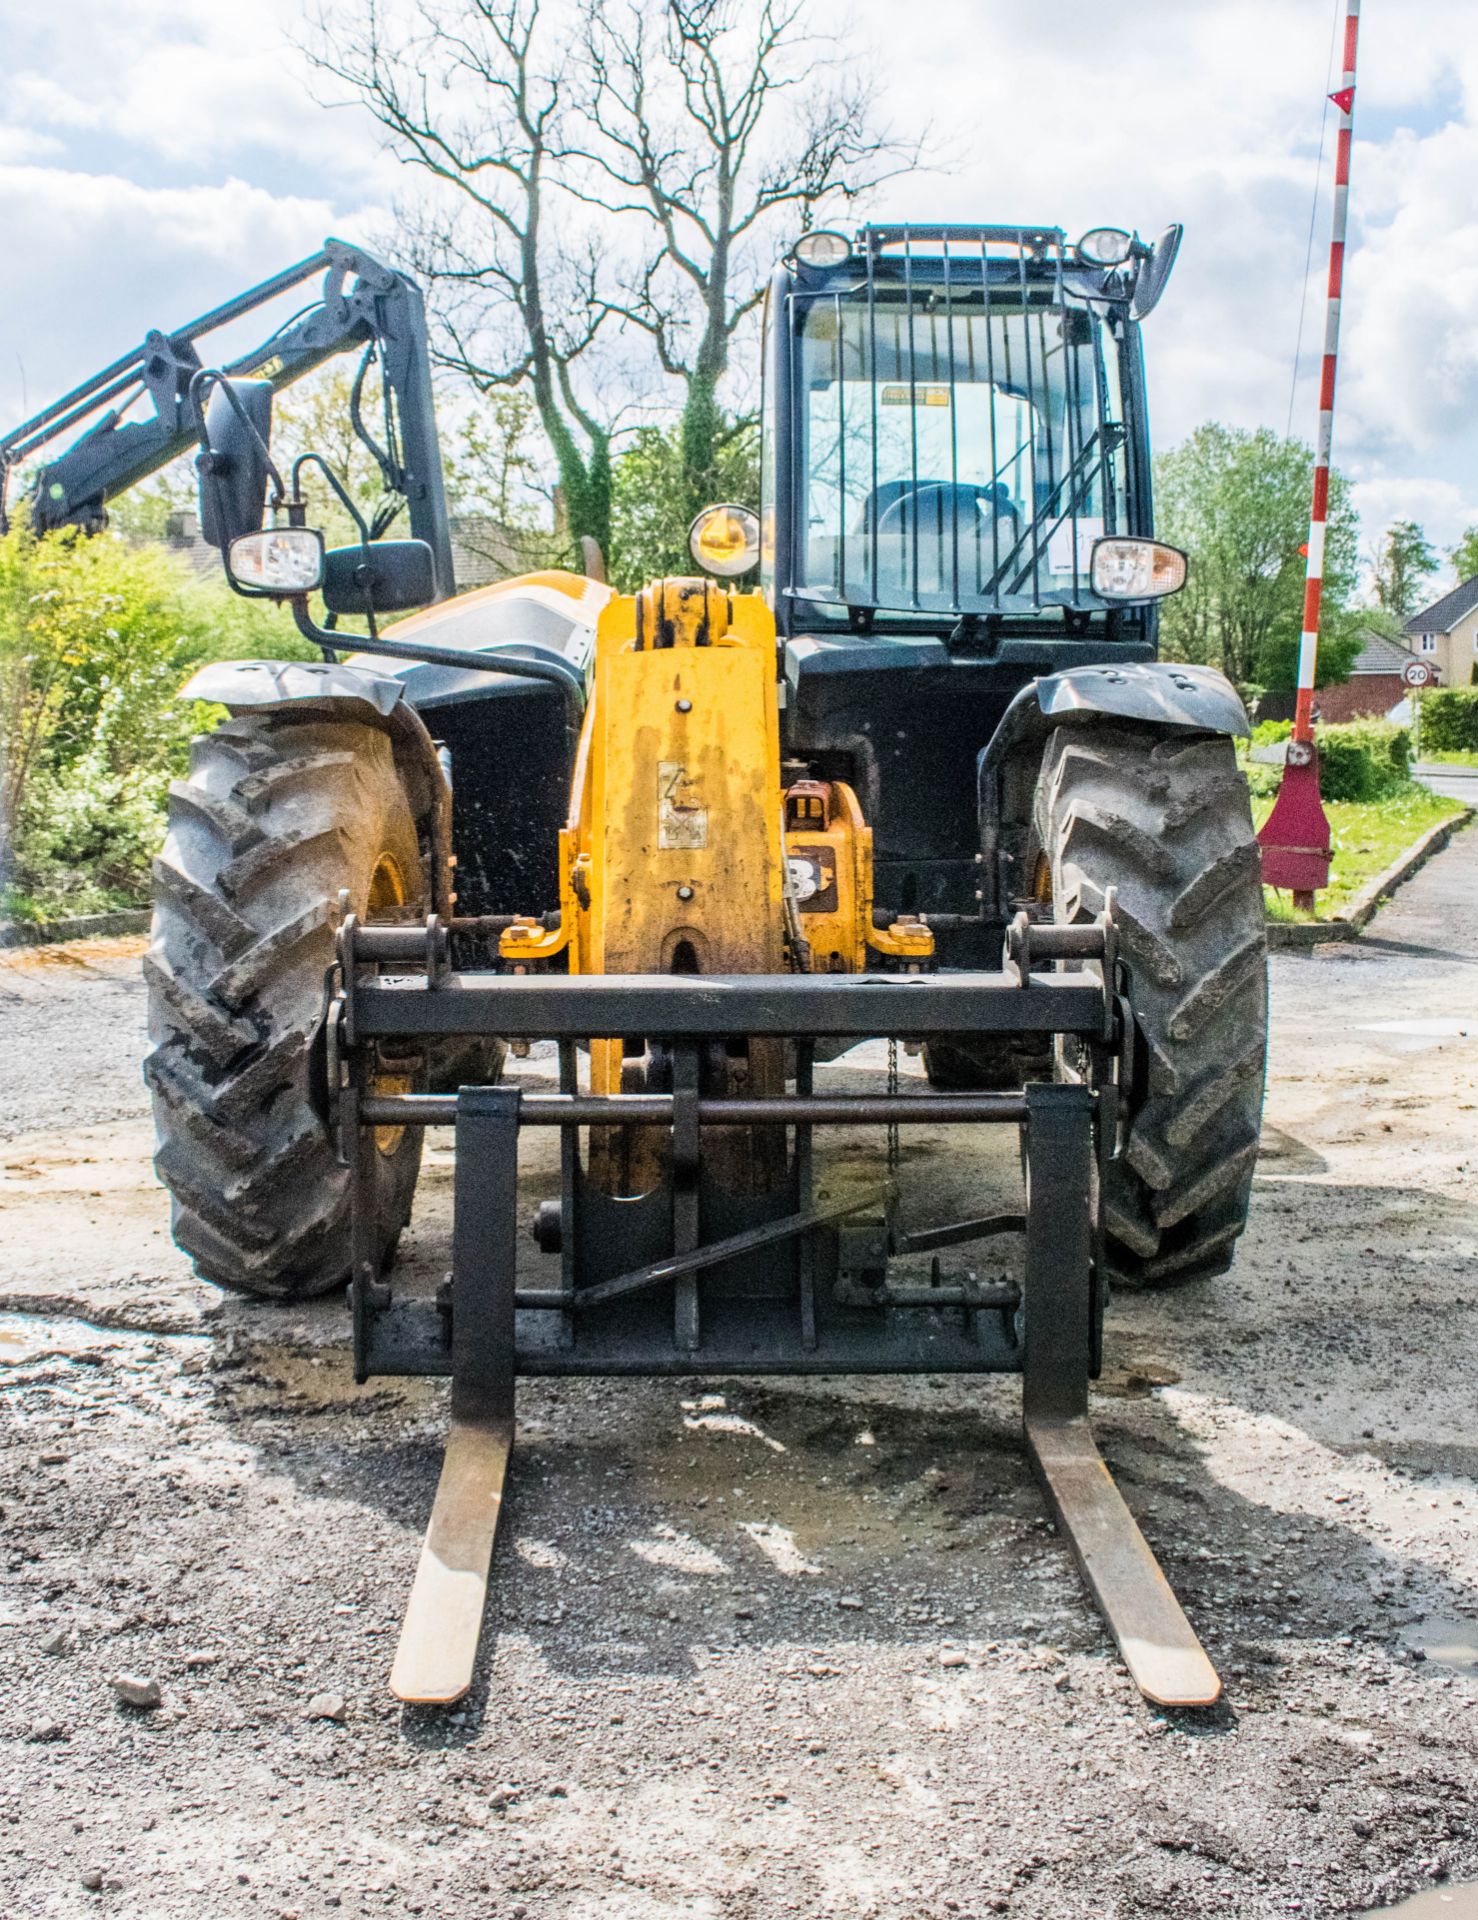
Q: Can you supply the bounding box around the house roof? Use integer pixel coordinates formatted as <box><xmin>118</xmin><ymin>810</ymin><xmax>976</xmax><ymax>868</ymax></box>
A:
<box><xmin>1350</xmin><ymin>628</ymin><xmax>1419</xmax><ymax>674</ymax></box>
<box><xmin>1405</xmin><ymin>575</ymin><xmax>1478</xmax><ymax>635</ymax></box>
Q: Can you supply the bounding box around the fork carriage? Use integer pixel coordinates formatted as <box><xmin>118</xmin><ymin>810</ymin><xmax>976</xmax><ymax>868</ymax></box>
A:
<box><xmin>331</xmin><ymin>905</ymin><xmax>1221</xmax><ymax>1711</ymax></box>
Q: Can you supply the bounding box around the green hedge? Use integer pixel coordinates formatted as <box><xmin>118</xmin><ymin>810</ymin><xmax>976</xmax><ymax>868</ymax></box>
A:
<box><xmin>1244</xmin><ymin>717</ymin><xmax>1415</xmax><ymax>802</ymax></box>
<box><xmin>1418</xmin><ymin>688</ymin><xmax>1478</xmax><ymax>753</ymax></box>
<box><xmin>1317</xmin><ymin>719</ymin><xmax>1413</xmax><ymax>802</ymax></box>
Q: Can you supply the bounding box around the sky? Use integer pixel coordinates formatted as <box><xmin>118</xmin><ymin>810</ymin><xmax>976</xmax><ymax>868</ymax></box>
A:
<box><xmin>2</xmin><ymin>0</ymin><xmax>1476</xmax><ymax>572</ymax></box>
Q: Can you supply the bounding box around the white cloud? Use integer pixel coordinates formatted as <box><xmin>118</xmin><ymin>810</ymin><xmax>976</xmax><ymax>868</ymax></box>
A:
<box><xmin>0</xmin><ymin>125</ymin><xmax>63</xmax><ymax>164</ymax></box>
<box><xmin>1341</xmin><ymin>121</ymin><xmax>1478</xmax><ymax>463</ymax></box>
<box><xmin>0</xmin><ymin>168</ymin><xmax>381</xmax><ymax>424</ymax></box>
<box><xmin>0</xmin><ymin>0</ymin><xmax>396</xmax><ymax>187</ymax></box>
<box><xmin>1350</xmin><ymin>475</ymin><xmax>1478</xmax><ymax>553</ymax></box>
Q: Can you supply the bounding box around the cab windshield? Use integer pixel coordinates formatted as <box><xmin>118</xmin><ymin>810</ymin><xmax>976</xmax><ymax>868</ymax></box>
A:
<box><xmin>795</xmin><ymin>292</ymin><xmax>1126</xmax><ymax>615</ymax></box>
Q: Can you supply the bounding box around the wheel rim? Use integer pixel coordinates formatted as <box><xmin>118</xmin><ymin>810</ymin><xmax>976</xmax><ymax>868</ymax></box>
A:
<box><xmin>368</xmin><ymin>853</ymin><xmax>413</xmax><ymax>1156</ymax></box>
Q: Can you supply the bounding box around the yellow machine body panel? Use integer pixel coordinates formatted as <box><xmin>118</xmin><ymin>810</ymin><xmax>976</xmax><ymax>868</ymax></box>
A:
<box><xmin>499</xmin><ymin>575</ymin><xmax>929</xmax><ymax>983</ymax></box>
<box><xmin>588</xmin><ymin>581</ymin><xmax>785</xmax><ymax>978</ymax></box>
<box><xmin>784</xmin><ymin>779</ymin><xmax>934</xmax><ymax>972</ymax></box>
<box><xmin>503</xmin><ymin>579</ymin><xmax>789</xmax><ymax>1192</ymax></box>
<box><xmin>502</xmin><ymin>580</ymin><xmax>785</xmax><ymax>980</ymax></box>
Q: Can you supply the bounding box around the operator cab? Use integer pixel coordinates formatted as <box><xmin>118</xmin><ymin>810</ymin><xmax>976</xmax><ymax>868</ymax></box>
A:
<box><xmin>756</xmin><ymin>223</ymin><xmax>1182</xmax><ymax>651</ymax></box>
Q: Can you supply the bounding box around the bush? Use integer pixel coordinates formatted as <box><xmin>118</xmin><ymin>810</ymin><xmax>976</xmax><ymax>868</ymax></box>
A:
<box><xmin>1317</xmin><ymin>719</ymin><xmax>1413</xmax><ymax>802</ymax></box>
<box><xmin>15</xmin><ymin>752</ymin><xmax>169</xmax><ymax>910</ymax></box>
<box><xmin>1418</xmin><ymin>688</ymin><xmax>1478</xmax><ymax>753</ymax></box>
<box><xmin>1</xmin><ymin>525</ymin><xmax>308</xmax><ymax>917</ymax></box>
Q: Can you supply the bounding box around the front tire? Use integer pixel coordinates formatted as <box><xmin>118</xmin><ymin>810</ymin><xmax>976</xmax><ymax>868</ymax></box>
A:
<box><xmin>1033</xmin><ymin>724</ymin><xmax>1267</xmax><ymax>1287</ymax></box>
<box><xmin>145</xmin><ymin>713</ymin><xmax>429</xmax><ymax>1301</ymax></box>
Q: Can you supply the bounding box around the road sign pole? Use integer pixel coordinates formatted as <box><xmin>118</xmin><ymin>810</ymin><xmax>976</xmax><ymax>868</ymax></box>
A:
<box><xmin>1258</xmin><ymin>0</ymin><xmax>1362</xmax><ymax>910</ymax></box>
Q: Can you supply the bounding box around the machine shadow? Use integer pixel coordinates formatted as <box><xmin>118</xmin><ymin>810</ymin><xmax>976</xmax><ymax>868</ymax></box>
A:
<box><xmin>260</xmin><ymin>1360</ymin><xmax>1478</xmax><ymax>1748</ymax></box>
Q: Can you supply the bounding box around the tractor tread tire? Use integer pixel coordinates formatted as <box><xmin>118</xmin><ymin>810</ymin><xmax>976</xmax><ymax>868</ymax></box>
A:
<box><xmin>1035</xmin><ymin>725</ymin><xmax>1267</xmax><ymax>1288</ymax></box>
<box><xmin>145</xmin><ymin>714</ymin><xmax>427</xmax><ymax>1301</ymax></box>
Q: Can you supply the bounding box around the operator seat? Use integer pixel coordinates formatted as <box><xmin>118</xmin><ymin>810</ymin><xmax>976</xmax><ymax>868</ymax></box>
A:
<box><xmin>863</xmin><ymin>480</ymin><xmax>1018</xmax><ymax>599</ymax></box>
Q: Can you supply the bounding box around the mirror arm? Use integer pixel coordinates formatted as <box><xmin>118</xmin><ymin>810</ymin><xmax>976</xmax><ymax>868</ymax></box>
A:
<box><xmin>190</xmin><ymin>368</ymin><xmax>286</xmax><ymax>504</ymax></box>
<box><xmin>293</xmin><ymin>451</ymin><xmax>372</xmax><ymax>545</ymax></box>
<box><xmin>292</xmin><ymin>451</ymin><xmax>386</xmax><ymax>638</ymax></box>
<box><xmin>286</xmin><ymin>598</ymin><xmax>585</xmax><ymax>730</ymax></box>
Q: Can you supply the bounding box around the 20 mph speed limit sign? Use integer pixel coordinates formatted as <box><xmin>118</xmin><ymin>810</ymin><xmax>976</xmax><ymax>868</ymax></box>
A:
<box><xmin>1403</xmin><ymin>659</ymin><xmax>1434</xmax><ymax>688</ymax></box>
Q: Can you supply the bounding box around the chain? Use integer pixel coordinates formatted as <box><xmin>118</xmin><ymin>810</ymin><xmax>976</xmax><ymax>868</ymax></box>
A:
<box><xmin>887</xmin><ymin>1035</ymin><xmax>900</xmax><ymax>1177</ymax></box>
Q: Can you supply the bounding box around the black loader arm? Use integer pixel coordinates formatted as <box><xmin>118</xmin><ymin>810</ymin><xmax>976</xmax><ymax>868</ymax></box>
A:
<box><xmin>0</xmin><ymin>238</ymin><xmax>455</xmax><ymax>600</ymax></box>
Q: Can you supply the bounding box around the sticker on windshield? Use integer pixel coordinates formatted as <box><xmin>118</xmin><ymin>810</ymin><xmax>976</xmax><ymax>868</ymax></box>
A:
<box><xmin>1047</xmin><ymin>516</ymin><xmax>1104</xmax><ymax>576</ymax></box>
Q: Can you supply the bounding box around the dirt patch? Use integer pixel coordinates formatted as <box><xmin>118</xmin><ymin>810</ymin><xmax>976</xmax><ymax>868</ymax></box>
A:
<box><xmin>2</xmin><ymin>848</ymin><xmax>1477</xmax><ymax>1918</ymax></box>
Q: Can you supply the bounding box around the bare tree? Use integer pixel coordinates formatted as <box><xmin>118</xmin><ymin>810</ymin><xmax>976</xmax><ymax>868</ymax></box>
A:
<box><xmin>578</xmin><ymin>0</ymin><xmax>918</xmax><ymax>515</ymax></box>
<box><xmin>306</xmin><ymin>0</ymin><xmax>917</xmax><ymax>564</ymax></box>
<box><xmin>306</xmin><ymin>0</ymin><xmax>615</xmax><ymax>552</ymax></box>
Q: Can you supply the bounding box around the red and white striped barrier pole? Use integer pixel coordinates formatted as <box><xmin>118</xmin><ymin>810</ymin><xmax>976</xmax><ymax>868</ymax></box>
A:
<box><xmin>1259</xmin><ymin>0</ymin><xmax>1361</xmax><ymax>908</ymax></box>
<box><xmin>1295</xmin><ymin>0</ymin><xmax>1360</xmax><ymax>741</ymax></box>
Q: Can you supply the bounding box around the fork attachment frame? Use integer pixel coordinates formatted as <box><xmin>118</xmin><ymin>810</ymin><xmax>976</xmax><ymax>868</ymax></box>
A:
<box><xmin>337</xmin><ymin>914</ymin><xmax>1220</xmax><ymax>1709</ymax></box>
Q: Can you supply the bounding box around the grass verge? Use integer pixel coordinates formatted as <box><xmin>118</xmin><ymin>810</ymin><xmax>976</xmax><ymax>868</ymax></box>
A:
<box><xmin>1252</xmin><ymin>786</ymin><xmax>1466</xmax><ymax>921</ymax></box>
<box><xmin>1416</xmin><ymin>748</ymin><xmax>1478</xmax><ymax>768</ymax></box>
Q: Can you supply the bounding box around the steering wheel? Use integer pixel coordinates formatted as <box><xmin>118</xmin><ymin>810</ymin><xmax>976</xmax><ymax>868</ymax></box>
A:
<box><xmin>869</xmin><ymin>481</ymin><xmax>1017</xmax><ymax>591</ymax></box>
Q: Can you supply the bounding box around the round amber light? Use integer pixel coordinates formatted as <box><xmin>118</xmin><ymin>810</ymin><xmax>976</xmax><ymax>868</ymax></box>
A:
<box><xmin>688</xmin><ymin>503</ymin><xmax>760</xmax><ymax>578</ymax></box>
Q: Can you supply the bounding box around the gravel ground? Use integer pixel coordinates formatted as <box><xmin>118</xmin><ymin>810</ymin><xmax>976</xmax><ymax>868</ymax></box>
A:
<box><xmin>2</xmin><ymin>836</ymin><xmax>1477</xmax><ymax>1920</ymax></box>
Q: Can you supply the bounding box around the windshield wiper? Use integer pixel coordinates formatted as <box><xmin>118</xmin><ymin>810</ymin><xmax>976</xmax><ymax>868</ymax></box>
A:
<box><xmin>983</xmin><ymin>428</ymin><xmax>1104</xmax><ymax>598</ymax></box>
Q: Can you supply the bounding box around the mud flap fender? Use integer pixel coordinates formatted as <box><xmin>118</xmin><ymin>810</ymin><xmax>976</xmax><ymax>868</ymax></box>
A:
<box><xmin>179</xmin><ymin>658</ymin><xmax>453</xmax><ymax>915</ymax></box>
<box><xmin>975</xmin><ymin>660</ymin><xmax>1252</xmax><ymax>920</ymax></box>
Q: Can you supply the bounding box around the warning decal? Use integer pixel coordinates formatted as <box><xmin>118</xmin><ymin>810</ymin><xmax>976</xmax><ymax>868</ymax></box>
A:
<box><xmin>658</xmin><ymin>761</ymin><xmax>708</xmax><ymax>850</ymax></box>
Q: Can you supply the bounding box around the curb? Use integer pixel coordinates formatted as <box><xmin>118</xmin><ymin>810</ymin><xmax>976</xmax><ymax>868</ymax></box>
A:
<box><xmin>0</xmin><ymin>908</ymin><xmax>150</xmax><ymax>951</ymax></box>
<box><xmin>1265</xmin><ymin>806</ymin><xmax>1472</xmax><ymax>950</ymax></box>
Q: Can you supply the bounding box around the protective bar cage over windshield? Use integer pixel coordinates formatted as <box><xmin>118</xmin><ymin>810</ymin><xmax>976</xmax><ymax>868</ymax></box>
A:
<box><xmin>788</xmin><ymin>226</ymin><xmax>1136</xmax><ymax>621</ymax></box>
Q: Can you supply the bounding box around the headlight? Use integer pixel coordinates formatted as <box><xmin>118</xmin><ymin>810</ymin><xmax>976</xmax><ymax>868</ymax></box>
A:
<box><xmin>793</xmin><ymin>230</ymin><xmax>851</xmax><ymax>269</ymax></box>
<box><xmin>688</xmin><ymin>503</ymin><xmax>760</xmax><ymax>579</ymax></box>
<box><xmin>1089</xmin><ymin>537</ymin><xmax>1187</xmax><ymax>601</ymax></box>
<box><xmin>228</xmin><ymin>527</ymin><xmax>325</xmax><ymax>593</ymax></box>
<box><xmin>1077</xmin><ymin>226</ymin><xmax>1135</xmax><ymax>267</ymax></box>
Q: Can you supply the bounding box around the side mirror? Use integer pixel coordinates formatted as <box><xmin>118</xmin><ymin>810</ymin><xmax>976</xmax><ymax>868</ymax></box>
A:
<box><xmin>322</xmin><ymin>539</ymin><xmax>436</xmax><ymax>615</ymax></box>
<box><xmin>1130</xmin><ymin>223</ymin><xmax>1183</xmax><ymax>322</ymax></box>
<box><xmin>197</xmin><ymin>378</ymin><xmax>274</xmax><ymax>551</ymax></box>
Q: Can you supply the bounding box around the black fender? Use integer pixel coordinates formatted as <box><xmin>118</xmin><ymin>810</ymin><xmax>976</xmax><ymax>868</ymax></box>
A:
<box><xmin>976</xmin><ymin>660</ymin><xmax>1251</xmax><ymax>919</ymax></box>
<box><xmin>178</xmin><ymin>658</ymin><xmax>454</xmax><ymax>915</ymax></box>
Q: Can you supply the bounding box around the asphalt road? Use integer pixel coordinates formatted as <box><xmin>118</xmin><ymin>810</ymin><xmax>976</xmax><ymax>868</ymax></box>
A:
<box><xmin>2</xmin><ymin>837</ymin><xmax>1477</xmax><ymax>1920</ymax></box>
<box><xmin>1416</xmin><ymin>762</ymin><xmax>1478</xmax><ymax>806</ymax></box>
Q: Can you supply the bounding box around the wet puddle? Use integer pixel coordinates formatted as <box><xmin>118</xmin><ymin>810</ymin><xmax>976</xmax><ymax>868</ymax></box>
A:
<box><xmin>0</xmin><ymin>1311</ymin><xmax>122</xmax><ymax>1366</ymax></box>
<box><xmin>1365</xmin><ymin>1886</ymin><xmax>1478</xmax><ymax>1917</ymax></box>
<box><xmin>1400</xmin><ymin>1613</ymin><xmax>1478</xmax><ymax>1679</ymax></box>
<box><xmin>1355</xmin><ymin>1017</ymin><xmax>1478</xmax><ymax>1055</ymax></box>
<box><xmin>0</xmin><ymin>1309</ymin><xmax>208</xmax><ymax>1374</ymax></box>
